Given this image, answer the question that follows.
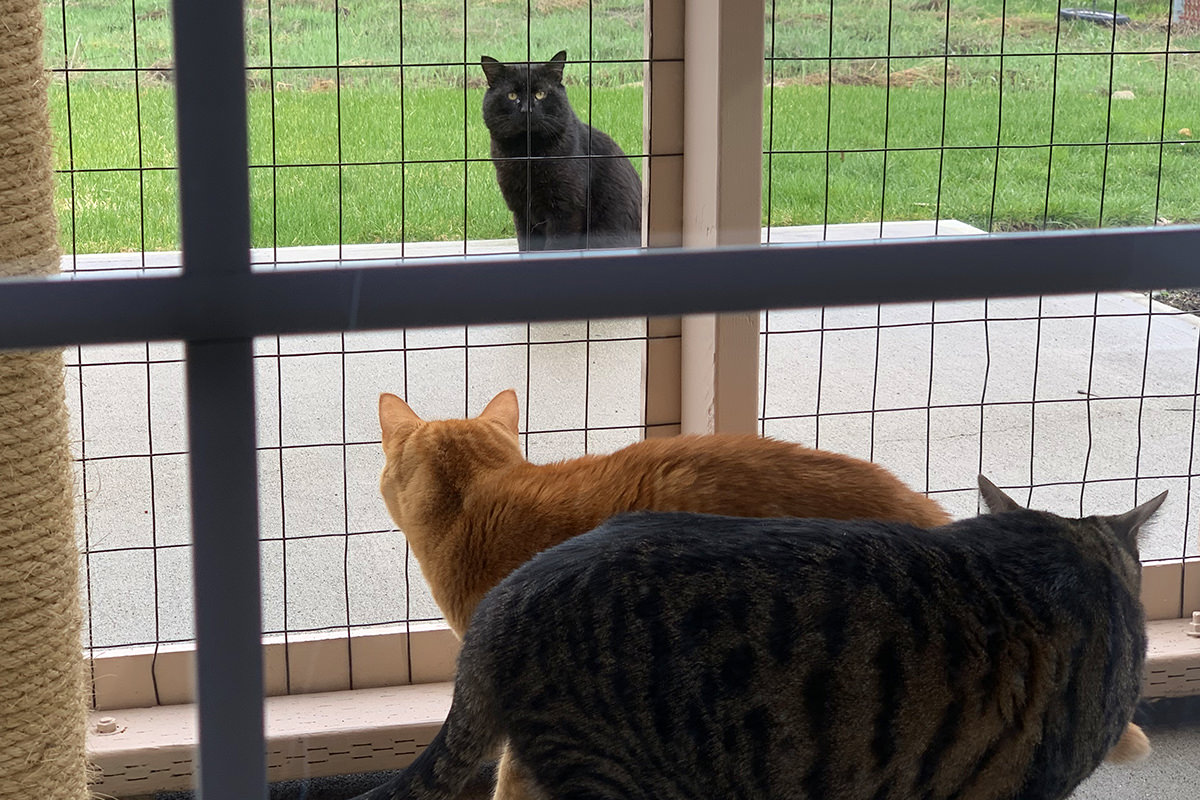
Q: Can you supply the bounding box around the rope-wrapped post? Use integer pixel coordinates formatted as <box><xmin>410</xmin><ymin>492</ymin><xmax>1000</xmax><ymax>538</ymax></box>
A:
<box><xmin>0</xmin><ymin>0</ymin><xmax>89</xmax><ymax>798</ymax></box>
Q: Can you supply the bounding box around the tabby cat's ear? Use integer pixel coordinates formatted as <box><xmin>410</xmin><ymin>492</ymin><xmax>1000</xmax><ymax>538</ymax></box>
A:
<box><xmin>545</xmin><ymin>50</ymin><xmax>567</xmax><ymax>84</ymax></box>
<box><xmin>1105</xmin><ymin>490</ymin><xmax>1167</xmax><ymax>549</ymax></box>
<box><xmin>379</xmin><ymin>393</ymin><xmax>422</xmax><ymax>448</ymax></box>
<box><xmin>481</xmin><ymin>55</ymin><xmax>503</xmax><ymax>87</ymax></box>
<box><xmin>978</xmin><ymin>474</ymin><xmax>1022</xmax><ymax>513</ymax></box>
<box><xmin>479</xmin><ymin>389</ymin><xmax>520</xmax><ymax>435</ymax></box>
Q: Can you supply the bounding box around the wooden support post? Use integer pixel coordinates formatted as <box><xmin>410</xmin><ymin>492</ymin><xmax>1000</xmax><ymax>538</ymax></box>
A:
<box><xmin>680</xmin><ymin>0</ymin><xmax>765</xmax><ymax>434</ymax></box>
<box><xmin>642</xmin><ymin>0</ymin><xmax>686</xmax><ymax>437</ymax></box>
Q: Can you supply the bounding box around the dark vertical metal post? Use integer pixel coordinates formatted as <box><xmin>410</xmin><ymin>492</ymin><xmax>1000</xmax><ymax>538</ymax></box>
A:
<box><xmin>185</xmin><ymin>341</ymin><xmax>264</xmax><ymax>800</ymax></box>
<box><xmin>172</xmin><ymin>1</ymin><xmax>266</xmax><ymax>798</ymax></box>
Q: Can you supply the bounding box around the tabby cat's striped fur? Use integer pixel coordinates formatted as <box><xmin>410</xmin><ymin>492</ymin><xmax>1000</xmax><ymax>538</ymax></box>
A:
<box><xmin>356</xmin><ymin>478</ymin><xmax>1163</xmax><ymax>800</ymax></box>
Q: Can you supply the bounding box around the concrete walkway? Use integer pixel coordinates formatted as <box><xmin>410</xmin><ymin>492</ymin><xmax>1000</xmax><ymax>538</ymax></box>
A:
<box><xmin>63</xmin><ymin>222</ymin><xmax>1200</xmax><ymax>649</ymax></box>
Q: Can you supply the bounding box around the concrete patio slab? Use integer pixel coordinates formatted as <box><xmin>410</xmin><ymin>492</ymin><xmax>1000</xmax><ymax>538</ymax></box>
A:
<box><xmin>62</xmin><ymin>222</ymin><xmax>1200</xmax><ymax>650</ymax></box>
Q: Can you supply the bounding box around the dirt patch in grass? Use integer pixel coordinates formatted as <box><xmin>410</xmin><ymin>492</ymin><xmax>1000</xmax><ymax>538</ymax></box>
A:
<box><xmin>887</xmin><ymin>63</ymin><xmax>963</xmax><ymax>87</ymax></box>
<box><xmin>144</xmin><ymin>59</ymin><xmax>174</xmax><ymax>84</ymax></box>
<box><xmin>534</xmin><ymin>0</ymin><xmax>590</xmax><ymax>11</ymax></box>
<box><xmin>977</xmin><ymin>15</ymin><xmax>1059</xmax><ymax>37</ymax></box>
<box><xmin>945</xmin><ymin>15</ymin><xmax>1058</xmax><ymax>54</ymax></box>
<box><xmin>986</xmin><ymin>220</ymin><xmax>1090</xmax><ymax>233</ymax></box>
<box><xmin>274</xmin><ymin>0</ymin><xmax>338</xmax><ymax>10</ymax></box>
<box><xmin>776</xmin><ymin>59</ymin><xmax>962</xmax><ymax>88</ymax></box>
<box><xmin>1152</xmin><ymin>289</ymin><xmax>1200</xmax><ymax>313</ymax></box>
<box><xmin>770</xmin><ymin>11</ymin><xmax>830</xmax><ymax>24</ymax></box>
<box><xmin>601</xmin><ymin>4</ymin><xmax>643</xmax><ymax>28</ymax></box>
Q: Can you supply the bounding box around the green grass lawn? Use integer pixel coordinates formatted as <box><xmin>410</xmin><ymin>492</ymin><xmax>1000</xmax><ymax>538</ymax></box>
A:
<box><xmin>45</xmin><ymin>0</ymin><xmax>1200</xmax><ymax>253</ymax></box>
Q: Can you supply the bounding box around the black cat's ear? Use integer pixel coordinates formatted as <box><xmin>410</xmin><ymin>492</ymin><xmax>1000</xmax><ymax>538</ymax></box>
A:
<box><xmin>545</xmin><ymin>50</ymin><xmax>567</xmax><ymax>84</ymax></box>
<box><xmin>978</xmin><ymin>474</ymin><xmax>1022</xmax><ymax>513</ymax></box>
<box><xmin>481</xmin><ymin>55</ymin><xmax>503</xmax><ymax>87</ymax></box>
<box><xmin>1105</xmin><ymin>490</ymin><xmax>1167</xmax><ymax>549</ymax></box>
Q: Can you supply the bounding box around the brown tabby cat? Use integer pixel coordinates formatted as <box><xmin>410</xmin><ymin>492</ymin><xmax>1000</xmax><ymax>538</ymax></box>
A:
<box><xmin>354</xmin><ymin>476</ymin><xmax>1163</xmax><ymax>800</ymax></box>
<box><xmin>376</xmin><ymin>390</ymin><xmax>1147</xmax><ymax>800</ymax></box>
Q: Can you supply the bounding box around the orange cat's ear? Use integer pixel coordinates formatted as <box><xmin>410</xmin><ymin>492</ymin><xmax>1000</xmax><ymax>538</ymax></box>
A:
<box><xmin>379</xmin><ymin>393</ymin><xmax>422</xmax><ymax>448</ymax></box>
<box><xmin>479</xmin><ymin>389</ymin><xmax>520</xmax><ymax>435</ymax></box>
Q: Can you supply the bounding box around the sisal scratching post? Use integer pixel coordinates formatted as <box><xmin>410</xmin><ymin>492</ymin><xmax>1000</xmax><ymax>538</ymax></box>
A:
<box><xmin>0</xmin><ymin>0</ymin><xmax>90</xmax><ymax>798</ymax></box>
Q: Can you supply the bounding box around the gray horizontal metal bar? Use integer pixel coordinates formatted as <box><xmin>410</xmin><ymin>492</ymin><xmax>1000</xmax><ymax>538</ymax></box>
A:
<box><xmin>1</xmin><ymin>225</ymin><xmax>1199</xmax><ymax>351</ymax></box>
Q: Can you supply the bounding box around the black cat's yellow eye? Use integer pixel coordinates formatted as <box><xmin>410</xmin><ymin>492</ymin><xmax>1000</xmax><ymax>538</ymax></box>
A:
<box><xmin>534</xmin><ymin>90</ymin><xmax>546</xmax><ymax>100</ymax></box>
<box><xmin>507</xmin><ymin>92</ymin><xmax>518</xmax><ymax>100</ymax></box>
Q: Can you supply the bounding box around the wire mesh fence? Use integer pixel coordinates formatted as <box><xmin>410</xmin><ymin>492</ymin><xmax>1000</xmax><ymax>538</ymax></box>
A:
<box><xmin>757</xmin><ymin>0</ymin><xmax>1199</xmax><ymax>572</ymax></box>
<box><xmin>45</xmin><ymin>0</ymin><xmax>1200</xmax><ymax>688</ymax></box>
<box><xmin>46</xmin><ymin>0</ymin><xmax>650</xmax><ymax>260</ymax></box>
<box><xmin>48</xmin><ymin>0</ymin><xmax>663</xmax><ymax>673</ymax></box>
<box><xmin>762</xmin><ymin>0</ymin><xmax>1200</xmax><ymax>236</ymax></box>
<box><xmin>65</xmin><ymin>321</ymin><xmax>662</xmax><ymax>656</ymax></box>
<box><xmin>759</xmin><ymin>290</ymin><xmax>1199</xmax><ymax>566</ymax></box>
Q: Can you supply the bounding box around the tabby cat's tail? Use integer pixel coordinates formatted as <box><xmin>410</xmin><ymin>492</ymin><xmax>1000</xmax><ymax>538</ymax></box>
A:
<box><xmin>350</xmin><ymin>694</ymin><xmax>505</xmax><ymax>800</ymax></box>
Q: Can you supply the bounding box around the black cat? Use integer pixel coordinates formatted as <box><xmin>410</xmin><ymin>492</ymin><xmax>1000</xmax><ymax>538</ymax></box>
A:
<box><xmin>480</xmin><ymin>50</ymin><xmax>641</xmax><ymax>251</ymax></box>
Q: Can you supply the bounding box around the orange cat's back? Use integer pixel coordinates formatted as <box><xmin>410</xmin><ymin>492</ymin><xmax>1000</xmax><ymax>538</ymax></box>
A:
<box><xmin>379</xmin><ymin>390</ymin><xmax>949</xmax><ymax>634</ymax></box>
<box><xmin>565</xmin><ymin>433</ymin><xmax>950</xmax><ymax>527</ymax></box>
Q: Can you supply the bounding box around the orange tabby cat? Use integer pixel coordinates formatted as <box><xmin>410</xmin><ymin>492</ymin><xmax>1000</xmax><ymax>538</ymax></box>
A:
<box><xmin>378</xmin><ymin>389</ymin><xmax>950</xmax><ymax>635</ymax></box>
<box><xmin>376</xmin><ymin>389</ymin><xmax>1148</xmax><ymax>800</ymax></box>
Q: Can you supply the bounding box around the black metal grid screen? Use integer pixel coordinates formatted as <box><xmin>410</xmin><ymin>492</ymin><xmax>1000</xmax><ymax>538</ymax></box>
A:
<box><xmin>3</xmin><ymin>1</ymin><xmax>1198</xmax><ymax>797</ymax></box>
<box><xmin>46</xmin><ymin>0</ymin><xmax>651</xmax><ymax>266</ymax></box>
<box><xmin>46</xmin><ymin>0</ymin><xmax>669</xmax><ymax>680</ymax></box>
<box><xmin>64</xmin><ymin>322</ymin><xmax>666</xmax><ymax>661</ymax></box>
<box><xmin>757</xmin><ymin>0</ymin><xmax>1200</xmax><ymax>567</ymax></box>
<box><xmin>759</xmin><ymin>295</ymin><xmax>1200</xmax><ymax>565</ymax></box>
<box><xmin>762</xmin><ymin>0</ymin><xmax>1199</xmax><ymax>237</ymax></box>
